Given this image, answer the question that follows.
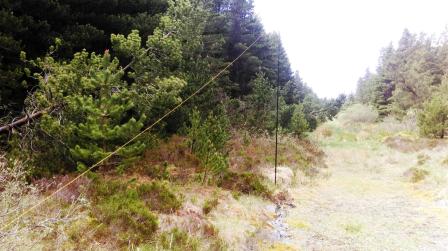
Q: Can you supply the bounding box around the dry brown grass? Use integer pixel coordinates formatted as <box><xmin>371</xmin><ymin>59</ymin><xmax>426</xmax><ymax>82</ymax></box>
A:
<box><xmin>384</xmin><ymin>135</ymin><xmax>445</xmax><ymax>153</ymax></box>
<box><xmin>0</xmin><ymin>130</ymin><xmax>327</xmax><ymax>250</ymax></box>
<box><xmin>337</xmin><ymin>104</ymin><xmax>379</xmax><ymax>124</ymax></box>
<box><xmin>0</xmin><ymin>154</ymin><xmax>96</xmax><ymax>250</ymax></box>
<box><xmin>130</xmin><ymin>132</ymin><xmax>326</xmax><ymax>249</ymax></box>
<box><xmin>228</xmin><ymin>131</ymin><xmax>326</xmax><ymax>174</ymax></box>
<box><xmin>320</xmin><ymin>126</ymin><xmax>333</xmax><ymax>138</ymax></box>
<box><xmin>155</xmin><ymin>185</ymin><xmax>233</xmax><ymax>250</ymax></box>
<box><xmin>134</xmin><ymin>135</ymin><xmax>200</xmax><ymax>182</ymax></box>
<box><xmin>442</xmin><ymin>157</ymin><xmax>448</xmax><ymax>166</ymax></box>
<box><xmin>404</xmin><ymin>167</ymin><xmax>430</xmax><ymax>183</ymax></box>
<box><xmin>134</xmin><ymin>131</ymin><xmax>326</xmax><ymax>187</ymax></box>
<box><xmin>254</xmin><ymin>112</ymin><xmax>448</xmax><ymax>250</ymax></box>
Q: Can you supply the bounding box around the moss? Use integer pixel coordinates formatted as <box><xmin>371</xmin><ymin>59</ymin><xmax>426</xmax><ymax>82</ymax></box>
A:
<box><xmin>268</xmin><ymin>243</ymin><xmax>297</xmax><ymax>251</ymax></box>
<box><xmin>288</xmin><ymin>219</ymin><xmax>310</xmax><ymax>229</ymax></box>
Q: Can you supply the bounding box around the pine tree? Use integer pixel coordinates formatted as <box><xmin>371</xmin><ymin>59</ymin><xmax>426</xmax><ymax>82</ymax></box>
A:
<box><xmin>290</xmin><ymin>104</ymin><xmax>309</xmax><ymax>137</ymax></box>
<box><xmin>24</xmin><ymin>2</ymin><xmax>191</xmax><ymax>172</ymax></box>
<box><xmin>187</xmin><ymin>109</ymin><xmax>229</xmax><ymax>183</ymax></box>
<box><xmin>33</xmin><ymin>51</ymin><xmax>148</xmax><ymax>172</ymax></box>
<box><xmin>0</xmin><ymin>0</ymin><xmax>168</xmax><ymax>117</ymax></box>
<box><xmin>245</xmin><ymin>73</ymin><xmax>275</xmax><ymax>130</ymax></box>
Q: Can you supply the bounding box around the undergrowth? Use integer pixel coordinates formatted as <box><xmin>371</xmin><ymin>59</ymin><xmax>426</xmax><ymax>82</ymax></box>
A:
<box><xmin>218</xmin><ymin>172</ymin><xmax>272</xmax><ymax>198</ymax></box>
<box><xmin>229</xmin><ymin>131</ymin><xmax>326</xmax><ymax>177</ymax></box>
<box><xmin>0</xmin><ymin>155</ymin><xmax>90</xmax><ymax>250</ymax></box>
<box><xmin>1</xmin><ymin>129</ymin><xmax>325</xmax><ymax>249</ymax></box>
<box><xmin>89</xmin><ymin>178</ymin><xmax>182</xmax><ymax>244</ymax></box>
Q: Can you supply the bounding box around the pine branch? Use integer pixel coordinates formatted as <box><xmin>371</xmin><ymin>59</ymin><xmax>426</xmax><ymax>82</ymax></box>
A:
<box><xmin>122</xmin><ymin>31</ymin><xmax>174</xmax><ymax>71</ymax></box>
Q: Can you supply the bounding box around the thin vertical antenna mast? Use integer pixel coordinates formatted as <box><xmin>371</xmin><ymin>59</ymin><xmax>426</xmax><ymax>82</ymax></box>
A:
<box><xmin>275</xmin><ymin>37</ymin><xmax>280</xmax><ymax>186</ymax></box>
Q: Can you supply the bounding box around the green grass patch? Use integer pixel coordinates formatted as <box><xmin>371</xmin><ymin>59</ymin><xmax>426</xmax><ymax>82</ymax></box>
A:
<box><xmin>344</xmin><ymin>223</ymin><xmax>362</xmax><ymax>234</ymax></box>
<box><xmin>89</xmin><ymin>178</ymin><xmax>182</xmax><ymax>244</ymax></box>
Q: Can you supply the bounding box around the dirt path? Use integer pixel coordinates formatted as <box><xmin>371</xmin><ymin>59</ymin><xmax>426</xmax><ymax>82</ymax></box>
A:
<box><xmin>256</xmin><ymin>136</ymin><xmax>448</xmax><ymax>250</ymax></box>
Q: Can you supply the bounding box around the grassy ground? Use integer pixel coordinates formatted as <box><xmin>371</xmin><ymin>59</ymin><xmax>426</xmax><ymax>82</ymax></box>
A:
<box><xmin>254</xmin><ymin>109</ymin><xmax>448</xmax><ymax>250</ymax></box>
<box><xmin>6</xmin><ymin>106</ymin><xmax>445</xmax><ymax>250</ymax></box>
<box><xmin>0</xmin><ymin>131</ymin><xmax>324</xmax><ymax>250</ymax></box>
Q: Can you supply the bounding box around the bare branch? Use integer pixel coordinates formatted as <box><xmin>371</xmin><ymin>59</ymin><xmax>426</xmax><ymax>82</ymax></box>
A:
<box><xmin>0</xmin><ymin>110</ymin><xmax>47</xmax><ymax>134</ymax></box>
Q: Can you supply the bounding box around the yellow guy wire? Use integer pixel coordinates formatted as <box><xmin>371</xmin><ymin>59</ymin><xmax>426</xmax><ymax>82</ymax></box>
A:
<box><xmin>1</xmin><ymin>34</ymin><xmax>262</xmax><ymax>232</ymax></box>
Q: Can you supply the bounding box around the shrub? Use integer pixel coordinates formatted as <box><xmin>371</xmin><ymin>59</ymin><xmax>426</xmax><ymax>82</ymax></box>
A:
<box><xmin>96</xmin><ymin>191</ymin><xmax>158</xmax><ymax>243</ymax></box>
<box><xmin>90</xmin><ymin>178</ymin><xmax>182</xmax><ymax>244</ymax></box>
<box><xmin>338</xmin><ymin>104</ymin><xmax>379</xmax><ymax>124</ymax></box>
<box><xmin>418</xmin><ymin>95</ymin><xmax>448</xmax><ymax>138</ymax></box>
<box><xmin>145</xmin><ymin>162</ymin><xmax>170</xmax><ymax>180</ymax></box>
<box><xmin>218</xmin><ymin>172</ymin><xmax>272</xmax><ymax>198</ymax></box>
<box><xmin>136</xmin><ymin>135</ymin><xmax>199</xmax><ymax>182</ymax></box>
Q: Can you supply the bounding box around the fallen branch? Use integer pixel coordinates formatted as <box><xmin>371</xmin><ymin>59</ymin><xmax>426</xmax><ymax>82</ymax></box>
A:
<box><xmin>0</xmin><ymin>110</ymin><xmax>46</xmax><ymax>134</ymax></box>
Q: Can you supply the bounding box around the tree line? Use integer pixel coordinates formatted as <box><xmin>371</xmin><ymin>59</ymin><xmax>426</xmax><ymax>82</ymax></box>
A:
<box><xmin>356</xmin><ymin>29</ymin><xmax>448</xmax><ymax>138</ymax></box>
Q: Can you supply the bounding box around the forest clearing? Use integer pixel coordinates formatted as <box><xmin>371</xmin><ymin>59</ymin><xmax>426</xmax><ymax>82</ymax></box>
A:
<box><xmin>252</xmin><ymin>107</ymin><xmax>448</xmax><ymax>250</ymax></box>
<box><xmin>2</xmin><ymin>0</ymin><xmax>448</xmax><ymax>250</ymax></box>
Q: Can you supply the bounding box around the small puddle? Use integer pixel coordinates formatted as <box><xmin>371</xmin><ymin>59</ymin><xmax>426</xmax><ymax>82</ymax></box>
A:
<box><xmin>245</xmin><ymin>202</ymin><xmax>296</xmax><ymax>250</ymax></box>
<box><xmin>270</xmin><ymin>204</ymin><xmax>292</xmax><ymax>241</ymax></box>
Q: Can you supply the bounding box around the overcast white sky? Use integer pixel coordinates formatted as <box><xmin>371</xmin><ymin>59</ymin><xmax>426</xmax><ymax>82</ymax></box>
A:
<box><xmin>254</xmin><ymin>0</ymin><xmax>448</xmax><ymax>98</ymax></box>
